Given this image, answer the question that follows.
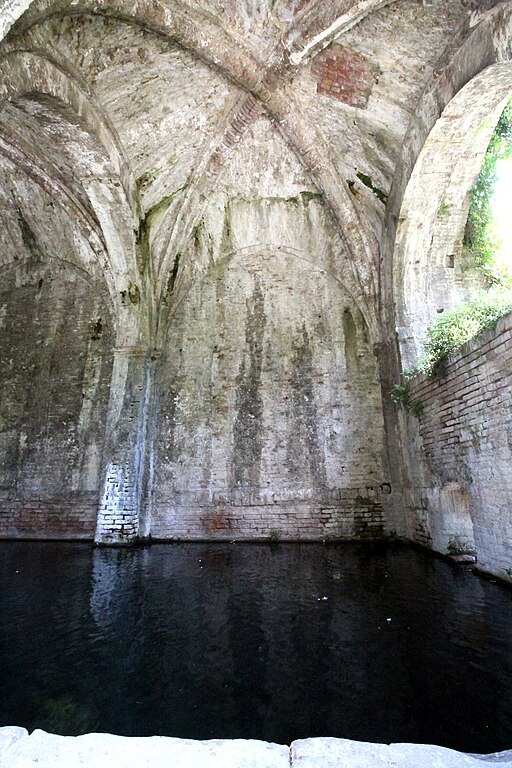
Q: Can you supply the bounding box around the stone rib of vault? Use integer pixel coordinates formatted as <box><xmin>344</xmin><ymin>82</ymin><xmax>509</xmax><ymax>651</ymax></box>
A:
<box><xmin>1</xmin><ymin>728</ymin><xmax>512</xmax><ymax>767</ymax></box>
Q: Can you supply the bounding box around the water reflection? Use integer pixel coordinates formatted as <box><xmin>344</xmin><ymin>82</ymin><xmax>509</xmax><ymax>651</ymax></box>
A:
<box><xmin>0</xmin><ymin>541</ymin><xmax>511</xmax><ymax>752</ymax></box>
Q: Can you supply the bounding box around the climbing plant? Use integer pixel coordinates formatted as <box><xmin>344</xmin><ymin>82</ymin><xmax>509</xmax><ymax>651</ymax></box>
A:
<box><xmin>414</xmin><ymin>290</ymin><xmax>512</xmax><ymax>376</ymax></box>
<box><xmin>463</xmin><ymin>98</ymin><xmax>512</xmax><ymax>282</ymax></box>
<box><xmin>411</xmin><ymin>98</ymin><xmax>512</xmax><ymax>377</ymax></box>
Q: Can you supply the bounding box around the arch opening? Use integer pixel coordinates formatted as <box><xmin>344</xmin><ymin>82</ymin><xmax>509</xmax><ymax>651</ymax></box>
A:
<box><xmin>394</xmin><ymin>63</ymin><xmax>512</xmax><ymax>370</ymax></box>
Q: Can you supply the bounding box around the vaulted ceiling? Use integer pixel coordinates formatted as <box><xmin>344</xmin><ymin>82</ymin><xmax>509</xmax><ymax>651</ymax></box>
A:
<box><xmin>0</xmin><ymin>0</ymin><xmax>504</xmax><ymax>341</ymax></box>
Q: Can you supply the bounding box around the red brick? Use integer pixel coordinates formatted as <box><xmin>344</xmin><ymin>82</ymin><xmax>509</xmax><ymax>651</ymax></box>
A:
<box><xmin>312</xmin><ymin>43</ymin><xmax>375</xmax><ymax>107</ymax></box>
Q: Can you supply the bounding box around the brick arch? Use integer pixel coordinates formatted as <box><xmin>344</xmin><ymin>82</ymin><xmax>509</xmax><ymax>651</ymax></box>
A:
<box><xmin>7</xmin><ymin>2</ymin><xmax>380</xmax><ymax>336</ymax></box>
<box><xmin>0</xmin><ymin>251</ymin><xmax>116</xmax><ymax>329</ymax></box>
<box><xmin>0</xmin><ymin>51</ymin><xmax>142</xmax><ymax>337</ymax></box>
<box><xmin>159</xmin><ymin>242</ymin><xmax>371</xmax><ymax>348</ymax></box>
<box><xmin>0</xmin><ymin>50</ymin><xmax>137</xmax><ymax>213</ymax></box>
<box><xmin>380</xmin><ymin>4</ymin><xmax>512</xmax><ymax>365</ymax></box>
<box><xmin>166</xmin><ymin>243</ymin><xmax>377</xmax><ymax>345</ymax></box>
<box><xmin>227</xmin><ymin>243</ymin><xmax>373</xmax><ymax>319</ymax></box>
<box><xmin>394</xmin><ymin>64</ymin><xmax>512</xmax><ymax>365</ymax></box>
<box><xmin>0</xmin><ymin>132</ymin><xmax>106</xmax><ymax>270</ymax></box>
<box><xmin>6</xmin><ymin>0</ymin><xmax>265</xmax><ymax>89</ymax></box>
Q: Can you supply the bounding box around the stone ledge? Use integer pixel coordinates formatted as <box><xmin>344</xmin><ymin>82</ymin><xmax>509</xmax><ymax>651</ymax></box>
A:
<box><xmin>291</xmin><ymin>738</ymin><xmax>512</xmax><ymax>767</ymax></box>
<box><xmin>1</xmin><ymin>729</ymin><xmax>512</xmax><ymax>767</ymax></box>
<box><xmin>0</xmin><ymin>729</ymin><xmax>288</xmax><ymax>768</ymax></box>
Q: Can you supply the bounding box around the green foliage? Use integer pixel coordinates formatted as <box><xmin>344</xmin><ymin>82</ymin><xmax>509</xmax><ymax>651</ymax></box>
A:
<box><xmin>463</xmin><ymin>100</ymin><xmax>512</xmax><ymax>281</ymax></box>
<box><xmin>410</xmin><ymin>400</ymin><xmax>424</xmax><ymax>417</ymax></box>
<box><xmin>506</xmin><ymin>567</ymin><xmax>512</xmax><ymax>579</ymax></box>
<box><xmin>355</xmin><ymin>171</ymin><xmax>388</xmax><ymax>204</ymax></box>
<box><xmin>390</xmin><ymin>384</ymin><xmax>410</xmax><ymax>407</ymax></box>
<box><xmin>390</xmin><ymin>383</ymin><xmax>423</xmax><ymax>418</ymax></box>
<box><xmin>269</xmin><ymin>528</ymin><xmax>281</xmax><ymax>544</ymax></box>
<box><xmin>446</xmin><ymin>539</ymin><xmax>476</xmax><ymax>556</ymax></box>
<box><xmin>437</xmin><ymin>200</ymin><xmax>451</xmax><ymax>218</ymax></box>
<box><xmin>416</xmin><ymin>289</ymin><xmax>512</xmax><ymax>376</ymax></box>
<box><xmin>401</xmin><ymin>367</ymin><xmax>419</xmax><ymax>382</ymax></box>
<box><xmin>412</xmin><ymin>102</ymin><xmax>512</xmax><ymax>376</ymax></box>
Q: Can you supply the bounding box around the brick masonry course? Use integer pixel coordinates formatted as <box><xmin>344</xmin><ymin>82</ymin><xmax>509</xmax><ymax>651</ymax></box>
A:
<box><xmin>311</xmin><ymin>44</ymin><xmax>376</xmax><ymax>107</ymax></box>
<box><xmin>407</xmin><ymin>312</ymin><xmax>512</xmax><ymax>579</ymax></box>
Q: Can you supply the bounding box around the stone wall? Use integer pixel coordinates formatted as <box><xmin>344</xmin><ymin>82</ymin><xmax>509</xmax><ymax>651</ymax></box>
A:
<box><xmin>150</xmin><ymin>198</ymin><xmax>388</xmax><ymax>540</ymax></box>
<box><xmin>1</xmin><ymin>1</ymin><xmax>511</xmax><ymax>557</ymax></box>
<box><xmin>405</xmin><ymin>312</ymin><xmax>512</xmax><ymax>580</ymax></box>
<box><xmin>0</xmin><ymin>183</ymin><xmax>114</xmax><ymax>538</ymax></box>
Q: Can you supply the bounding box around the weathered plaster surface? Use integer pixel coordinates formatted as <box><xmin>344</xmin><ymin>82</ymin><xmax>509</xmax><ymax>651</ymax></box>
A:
<box><xmin>152</xmin><ymin>246</ymin><xmax>385</xmax><ymax>539</ymax></box>
<box><xmin>0</xmin><ymin>0</ymin><xmax>510</xmax><ymax>572</ymax></box>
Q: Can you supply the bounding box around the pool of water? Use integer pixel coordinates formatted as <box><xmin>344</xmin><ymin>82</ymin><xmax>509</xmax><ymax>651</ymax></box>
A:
<box><xmin>1</xmin><ymin>541</ymin><xmax>512</xmax><ymax>753</ymax></box>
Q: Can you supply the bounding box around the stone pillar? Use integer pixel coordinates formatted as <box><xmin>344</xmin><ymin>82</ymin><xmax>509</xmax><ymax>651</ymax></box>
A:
<box><xmin>95</xmin><ymin>346</ymin><xmax>151</xmax><ymax>545</ymax></box>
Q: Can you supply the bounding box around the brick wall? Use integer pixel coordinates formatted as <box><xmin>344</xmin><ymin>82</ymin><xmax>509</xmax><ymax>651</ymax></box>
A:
<box><xmin>151</xmin><ymin>235</ymin><xmax>388</xmax><ymax>541</ymax></box>
<box><xmin>406</xmin><ymin>312</ymin><xmax>512</xmax><ymax>578</ymax></box>
<box><xmin>0</xmin><ymin>260</ymin><xmax>114</xmax><ymax>540</ymax></box>
<box><xmin>150</xmin><ymin>488</ymin><xmax>386</xmax><ymax>541</ymax></box>
<box><xmin>311</xmin><ymin>44</ymin><xmax>376</xmax><ymax>108</ymax></box>
<box><xmin>0</xmin><ymin>494</ymin><xmax>97</xmax><ymax>539</ymax></box>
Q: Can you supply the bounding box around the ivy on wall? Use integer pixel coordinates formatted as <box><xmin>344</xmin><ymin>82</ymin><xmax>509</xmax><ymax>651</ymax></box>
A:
<box><xmin>411</xmin><ymin>98</ymin><xmax>512</xmax><ymax>377</ymax></box>
<box><xmin>463</xmin><ymin>99</ymin><xmax>512</xmax><ymax>282</ymax></box>
<box><xmin>413</xmin><ymin>290</ymin><xmax>512</xmax><ymax>377</ymax></box>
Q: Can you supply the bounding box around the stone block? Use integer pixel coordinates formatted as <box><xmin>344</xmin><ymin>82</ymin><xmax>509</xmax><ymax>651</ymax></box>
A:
<box><xmin>1</xmin><ymin>730</ymin><xmax>289</xmax><ymax>768</ymax></box>
<box><xmin>0</xmin><ymin>727</ymin><xmax>28</xmax><ymax>754</ymax></box>
<box><xmin>290</xmin><ymin>738</ymin><xmax>512</xmax><ymax>767</ymax></box>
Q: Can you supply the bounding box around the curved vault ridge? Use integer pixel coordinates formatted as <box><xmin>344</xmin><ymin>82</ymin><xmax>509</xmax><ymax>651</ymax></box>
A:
<box><xmin>0</xmin><ymin>47</ymin><xmax>143</xmax><ymax>341</ymax></box>
<box><xmin>1</xmin><ymin>0</ymin><xmax>397</xmax><ymax>336</ymax></box>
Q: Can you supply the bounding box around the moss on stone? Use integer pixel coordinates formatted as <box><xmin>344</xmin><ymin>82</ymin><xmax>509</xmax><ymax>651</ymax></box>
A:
<box><xmin>355</xmin><ymin>171</ymin><xmax>388</xmax><ymax>204</ymax></box>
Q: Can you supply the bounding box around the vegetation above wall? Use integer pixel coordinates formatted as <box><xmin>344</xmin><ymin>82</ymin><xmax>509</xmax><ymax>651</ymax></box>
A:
<box><xmin>412</xmin><ymin>290</ymin><xmax>512</xmax><ymax>377</ymax></box>
<box><xmin>463</xmin><ymin>100</ymin><xmax>512</xmax><ymax>282</ymax></box>
<box><xmin>412</xmin><ymin>99</ymin><xmax>512</xmax><ymax>377</ymax></box>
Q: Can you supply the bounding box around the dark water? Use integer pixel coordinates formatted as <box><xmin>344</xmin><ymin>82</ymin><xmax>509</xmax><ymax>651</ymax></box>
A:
<box><xmin>1</xmin><ymin>541</ymin><xmax>512</xmax><ymax>752</ymax></box>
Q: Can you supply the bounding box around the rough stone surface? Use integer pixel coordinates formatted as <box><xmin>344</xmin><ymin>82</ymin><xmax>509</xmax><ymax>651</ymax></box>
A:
<box><xmin>0</xmin><ymin>727</ymin><xmax>28</xmax><ymax>753</ymax></box>
<box><xmin>291</xmin><ymin>738</ymin><xmax>512</xmax><ymax>767</ymax></box>
<box><xmin>406</xmin><ymin>312</ymin><xmax>512</xmax><ymax>581</ymax></box>
<box><xmin>1</xmin><ymin>730</ymin><xmax>512</xmax><ymax>768</ymax></box>
<box><xmin>0</xmin><ymin>0</ymin><xmax>32</xmax><ymax>40</ymax></box>
<box><xmin>0</xmin><ymin>729</ymin><xmax>289</xmax><ymax>768</ymax></box>
<box><xmin>0</xmin><ymin>0</ymin><xmax>510</xmax><ymax>572</ymax></box>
